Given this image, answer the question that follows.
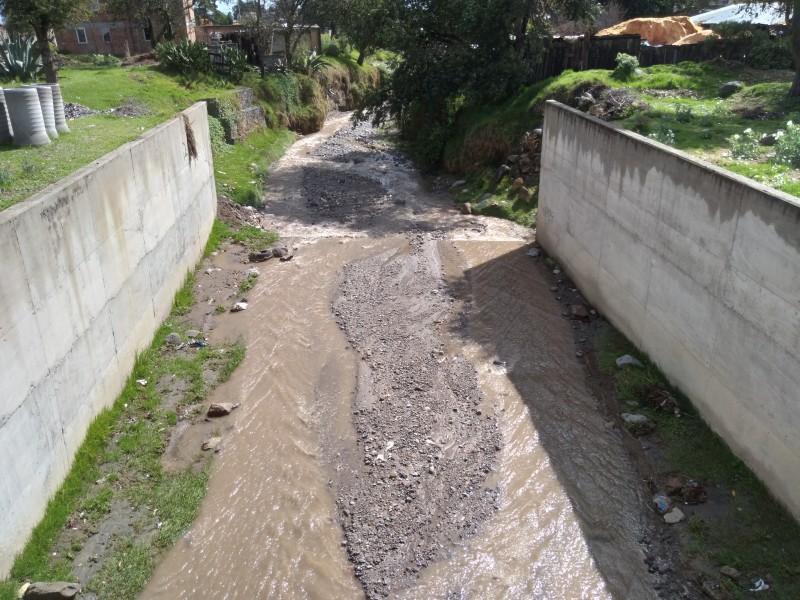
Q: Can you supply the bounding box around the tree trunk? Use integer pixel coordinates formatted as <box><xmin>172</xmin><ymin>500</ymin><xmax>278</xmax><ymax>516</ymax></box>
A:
<box><xmin>790</xmin><ymin>69</ymin><xmax>800</xmax><ymax>97</ymax></box>
<box><xmin>35</xmin><ymin>22</ymin><xmax>58</xmax><ymax>83</ymax></box>
<box><xmin>357</xmin><ymin>49</ymin><xmax>366</xmax><ymax>66</ymax></box>
<box><xmin>284</xmin><ymin>30</ymin><xmax>294</xmax><ymax>67</ymax></box>
<box><xmin>790</xmin><ymin>1</ymin><xmax>800</xmax><ymax>97</ymax></box>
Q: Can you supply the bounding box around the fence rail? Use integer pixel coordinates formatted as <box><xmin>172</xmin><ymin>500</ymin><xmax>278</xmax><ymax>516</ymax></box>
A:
<box><xmin>528</xmin><ymin>34</ymin><xmax>747</xmax><ymax>83</ymax></box>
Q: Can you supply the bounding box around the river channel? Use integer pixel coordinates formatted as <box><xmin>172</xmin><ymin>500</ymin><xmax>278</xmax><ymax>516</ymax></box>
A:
<box><xmin>141</xmin><ymin>115</ymin><xmax>654</xmax><ymax>599</ymax></box>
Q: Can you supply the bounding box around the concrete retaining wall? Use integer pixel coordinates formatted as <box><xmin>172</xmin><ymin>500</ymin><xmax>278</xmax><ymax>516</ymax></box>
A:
<box><xmin>538</xmin><ymin>100</ymin><xmax>800</xmax><ymax>518</ymax></box>
<box><xmin>0</xmin><ymin>103</ymin><xmax>216</xmax><ymax>575</ymax></box>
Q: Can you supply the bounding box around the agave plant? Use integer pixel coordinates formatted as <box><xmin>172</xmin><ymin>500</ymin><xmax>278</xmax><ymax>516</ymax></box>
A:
<box><xmin>292</xmin><ymin>50</ymin><xmax>329</xmax><ymax>76</ymax></box>
<box><xmin>155</xmin><ymin>39</ymin><xmax>212</xmax><ymax>74</ymax></box>
<box><xmin>0</xmin><ymin>33</ymin><xmax>42</xmax><ymax>81</ymax></box>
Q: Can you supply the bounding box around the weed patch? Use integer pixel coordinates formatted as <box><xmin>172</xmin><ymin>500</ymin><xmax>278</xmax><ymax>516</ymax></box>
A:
<box><xmin>592</xmin><ymin>322</ymin><xmax>800</xmax><ymax>598</ymax></box>
<box><xmin>231</xmin><ymin>224</ymin><xmax>278</xmax><ymax>250</ymax></box>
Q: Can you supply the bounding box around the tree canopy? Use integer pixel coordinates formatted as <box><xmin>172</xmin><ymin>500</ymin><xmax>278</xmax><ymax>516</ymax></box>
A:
<box><xmin>105</xmin><ymin>0</ymin><xmax>192</xmax><ymax>43</ymax></box>
<box><xmin>0</xmin><ymin>0</ymin><xmax>88</xmax><ymax>82</ymax></box>
<box><xmin>351</xmin><ymin>0</ymin><xmax>597</xmax><ymax>163</ymax></box>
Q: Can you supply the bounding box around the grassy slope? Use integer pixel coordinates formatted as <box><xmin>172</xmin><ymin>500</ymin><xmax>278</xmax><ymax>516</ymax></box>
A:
<box><xmin>213</xmin><ymin>127</ymin><xmax>297</xmax><ymax>206</ymax></box>
<box><xmin>0</xmin><ymin>66</ymin><xmax>235</xmax><ymax>211</ymax></box>
<box><xmin>444</xmin><ymin>62</ymin><xmax>800</xmax><ymax>227</ymax></box>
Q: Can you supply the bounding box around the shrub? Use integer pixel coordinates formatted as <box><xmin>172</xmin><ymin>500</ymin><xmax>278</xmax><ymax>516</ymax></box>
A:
<box><xmin>0</xmin><ymin>33</ymin><xmax>42</xmax><ymax>81</ymax></box>
<box><xmin>91</xmin><ymin>53</ymin><xmax>120</xmax><ymax>67</ymax></box>
<box><xmin>612</xmin><ymin>52</ymin><xmax>638</xmax><ymax>81</ymax></box>
<box><xmin>648</xmin><ymin>124</ymin><xmax>674</xmax><ymax>146</ymax></box>
<box><xmin>775</xmin><ymin>121</ymin><xmax>800</xmax><ymax>167</ymax></box>
<box><xmin>292</xmin><ymin>50</ymin><xmax>329</xmax><ymax>76</ymax></box>
<box><xmin>322</xmin><ymin>33</ymin><xmax>342</xmax><ymax>57</ymax></box>
<box><xmin>728</xmin><ymin>127</ymin><xmax>760</xmax><ymax>160</ymax></box>
<box><xmin>705</xmin><ymin>22</ymin><xmax>792</xmax><ymax>70</ymax></box>
<box><xmin>675</xmin><ymin>105</ymin><xmax>692</xmax><ymax>123</ymax></box>
<box><xmin>749</xmin><ymin>35</ymin><xmax>792</xmax><ymax>70</ymax></box>
<box><xmin>221</xmin><ymin>45</ymin><xmax>249</xmax><ymax>83</ymax></box>
<box><xmin>207</xmin><ymin>116</ymin><xmax>229</xmax><ymax>155</ymax></box>
<box><xmin>155</xmin><ymin>39</ymin><xmax>211</xmax><ymax>73</ymax></box>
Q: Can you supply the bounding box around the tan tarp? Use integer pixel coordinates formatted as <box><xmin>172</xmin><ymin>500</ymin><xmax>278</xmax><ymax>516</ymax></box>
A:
<box><xmin>597</xmin><ymin>16</ymin><xmax>717</xmax><ymax>46</ymax></box>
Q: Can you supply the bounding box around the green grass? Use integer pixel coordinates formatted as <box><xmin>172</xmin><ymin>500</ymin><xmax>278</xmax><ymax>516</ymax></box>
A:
<box><xmin>442</xmin><ymin>61</ymin><xmax>800</xmax><ymax>202</ymax></box>
<box><xmin>594</xmin><ymin>323</ymin><xmax>800</xmax><ymax>598</ymax></box>
<box><xmin>239</xmin><ymin>273</ymin><xmax>258</xmax><ymax>293</ymax></box>
<box><xmin>213</xmin><ymin>127</ymin><xmax>296</xmax><ymax>206</ymax></box>
<box><xmin>0</xmin><ymin>271</ymin><xmax>246</xmax><ymax>600</ymax></box>
<box><xmin>230</xmin><ymin>224</ymin><xmax>279</xmax><ymax>250</ymax></box>
<box><xmin>204</xmin><ymin>219</ymin><xmax>234</xmax><ymax>257</ymax></box>
<box><xmin>451</xmin><ymin>166</ymin><xmax>538</xmax><ymax>227</ymax></box>
<box><xmin>0</xmin><ymin>66</ymin><xmax>235</xmax><ymax>211</ymax></box>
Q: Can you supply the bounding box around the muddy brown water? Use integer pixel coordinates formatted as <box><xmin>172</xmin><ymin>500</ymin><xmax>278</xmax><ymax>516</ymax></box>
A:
<box><xmin>141</xmin><ymin>117</ymin><xmax>653</xmax><ymax>599</ymax></box>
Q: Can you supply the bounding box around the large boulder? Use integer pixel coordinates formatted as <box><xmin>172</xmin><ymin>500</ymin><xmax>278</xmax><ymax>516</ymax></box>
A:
<box><xmin>719</xmin><ymin>81</ymin><xmax>744</xmax><ymax>98</ymax></box>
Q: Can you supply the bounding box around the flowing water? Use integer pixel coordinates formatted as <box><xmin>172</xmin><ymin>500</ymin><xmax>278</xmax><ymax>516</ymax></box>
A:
<box><xmin>142</xmin><ymin>117</ymin><xmax>653</xmax><ymax>599</ymax></box>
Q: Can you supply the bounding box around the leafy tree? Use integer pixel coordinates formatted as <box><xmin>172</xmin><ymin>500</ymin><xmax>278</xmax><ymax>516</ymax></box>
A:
<box><xmin>747</xmin><ymin>1</ymin><xmax>800</xmax><ymax>96</ymax></box>
<box><xmin>356</xmin><ymin>0</ymin><xmax>596</xmax><ymax>163</ymax></box>
<box><xmin>105</xmin><ymin>0</ymin><xmax>191</xmax><ymax>44</ymax></box>
<box><xmin>326</xmin><ymin>0</ymin><xmax>395</xmax><ymax>65</ymax></box>
<box><xmin>0</xmin><ymin>0</ymin><xmax>88</xmax><ymax>82</ymax></box>
<box><xmin>194</xmin><ymin>0</ymin><xmax>233</xmax><ymax>24</ymax></box>
<box><xmin>270</xmin><ymin>0</ymin><xmax>324</xmax><ymax>66</ymax></box>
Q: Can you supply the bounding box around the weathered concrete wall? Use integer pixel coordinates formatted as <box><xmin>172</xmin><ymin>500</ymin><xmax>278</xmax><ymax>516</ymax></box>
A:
<box><xmin>538</xmin><ymin>100</ymin><xmax>800</xmax><ymax>518</ymax></box>
<box><xmin>0</xmin><ymin>103</ymin><xmax>216</xmax><ymax>576</ymax></box>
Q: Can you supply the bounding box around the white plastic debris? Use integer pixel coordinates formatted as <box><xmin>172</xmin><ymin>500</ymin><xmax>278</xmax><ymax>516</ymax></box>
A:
<box><xmin>749</xmin><ymin>579</ymin><xmax>769</xmax><ymax>592</ymax></box>
<box><xmin>136</xmin><ymin>379</ymin><xmax>147</xmax><ymax>387</ymax></box>
<box><xmin>616</xmin><ymin>354</ymin><xmax>644</xmax><ymax>368</ymax></box>
<box><xmin>231</xmin><ymin>302</ymin><xmax>248</xmax><ymax>312</ymax></box>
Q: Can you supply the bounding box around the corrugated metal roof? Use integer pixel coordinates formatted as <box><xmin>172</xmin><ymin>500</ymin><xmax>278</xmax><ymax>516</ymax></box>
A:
<box><xmin>692</xmin><ymin>3</ymin><xmax>787</xmax><ymax>25</ymax></box>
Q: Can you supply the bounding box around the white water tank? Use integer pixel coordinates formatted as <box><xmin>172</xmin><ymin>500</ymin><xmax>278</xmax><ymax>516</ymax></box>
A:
<box><xmin>4</xmin><ymin>87</ymin><xmax>51</xmax><ymax>146</ymax></box>
<box><xmin>43</xmin><ymin>83</ymin><xmax>70</xmax><ymax>134</ymax></box>
<box><xmin>24</xmin><ymin>85</ymin><xmax>58</xmax><ymax>139</ymax></box>
<box><xmin>0</xmin><ymin>88</ymin><xmax>13</xmax><ymax>144</ymax></box>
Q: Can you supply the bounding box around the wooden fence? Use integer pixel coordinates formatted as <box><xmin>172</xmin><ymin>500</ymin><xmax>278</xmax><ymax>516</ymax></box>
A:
<box><xmin>528</xmin><ymin>34</ymin><xmax>747</xmax><ymax>83</ymax></box>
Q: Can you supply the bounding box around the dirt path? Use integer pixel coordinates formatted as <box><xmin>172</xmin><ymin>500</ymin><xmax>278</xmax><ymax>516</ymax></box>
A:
<box><xmin>141</xmin><ymin>117</ymin><xmax>659</xmax><ymax>599</ymax></box>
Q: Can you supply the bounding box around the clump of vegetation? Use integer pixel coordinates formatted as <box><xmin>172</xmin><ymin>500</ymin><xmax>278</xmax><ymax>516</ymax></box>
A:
<box><xmin>612</xmin><ymin>52</ymin><xmax>638</xmax><ymax>81</ymax></box>
<box><xmin>292</xmin><ymin>49</ymin><xmax>329</xmax><ymax>76</ymax></box>
<box><xmin>238</xmin><ymin>272</ymin><xmax>258</xmax><ymax>292</ymax></box>
<box><xmin>90</xmin><ymin>53</ymin><xmax>121</xmax><ymax>67</ymax></box>
<box><xmin>155</xmin><ymin>39</ymin><xmax>212</xmax><ymax>78</ymax></box>
<box><xmin>0</xmin><ymin>32</ymin><xmax>42</xmax><ymax>80</ymax></box>
<box><xmin>728</xmin><ymin>127</ymin><xmax>761</xmax><ymax>160</ymax></box>
<box><xmin>775</xmin><ymin>120</ymin><xmax>800</xmax><ymax>167</ymax></box>
<box><xmin>675</xmin><ymin>104</ymin><xmax>693</xmax><ymax>123</ymax></box>
<box><xmin>207</xmin><ymin>115</ymin><xmax>229</xmax><ymax>155</ymax></box>
<box><xmin>230</xmin><ymin>224</ymin><xmax>278</xmax><ymax>250</ymax></box>
<box><xmin>221</xmin><ymin>45</ymin><xmax>249</xmax><ymax>84</ymax></box>
<box><xmin>648</xmin><ymin>123</ymin><xmax>675</xmax><ymax>146</ymax></box>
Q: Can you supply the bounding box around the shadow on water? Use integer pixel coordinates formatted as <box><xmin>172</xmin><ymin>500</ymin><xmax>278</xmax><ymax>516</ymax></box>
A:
<box><xmin>256</xmin><ymin>119</ymin><xmax>653</xmax><ymax>598</ymax></box>
<box><xmin>451</xmin><ymin>243</ymin><xmax>654</xmax><ymax>599</ymax></box>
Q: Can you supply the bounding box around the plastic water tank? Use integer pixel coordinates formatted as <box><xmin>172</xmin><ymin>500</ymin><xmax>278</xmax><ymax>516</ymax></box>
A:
<box><xmin>4</xmin><ymin>87</ymin><xmax>51</xmax><ymax>146</ymax></box>
<box><xmin>24</xmin><ymin>85</ymin><xmax>58</xmax><ymax>139</ymax></box>
<box><xmin>0</xmin><ymin>88</ymin><xmax>13</xmax><ymax>144</ymax></box>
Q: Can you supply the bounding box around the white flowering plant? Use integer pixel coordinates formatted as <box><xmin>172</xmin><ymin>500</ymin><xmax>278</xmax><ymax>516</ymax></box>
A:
<box><xmin>775</xmin><ymin>120</ymin><xmax>800</xmax><ymax>167</ymax></box>
<box><xmin>728</xmin><ymin>127</ymin><xmax>760</xmax><ymax>160</ymax></box>
<box><xmin>649</xmin><ymin>124</ymin><xmax>675</xmax><ymax>146</ymax></box>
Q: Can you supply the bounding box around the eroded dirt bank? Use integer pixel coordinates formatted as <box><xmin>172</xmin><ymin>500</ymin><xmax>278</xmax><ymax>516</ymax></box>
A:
<box><xmin>141</xmin><ymin>117</ymin><xmax>661</xmax><ymax>599</ymax></box>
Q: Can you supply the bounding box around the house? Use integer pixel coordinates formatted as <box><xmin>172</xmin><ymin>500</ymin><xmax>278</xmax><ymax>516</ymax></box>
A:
<box><xmin>54</xmin><ymin>1</ymin><xmax>196</xmax><ymax>56</ymax></box>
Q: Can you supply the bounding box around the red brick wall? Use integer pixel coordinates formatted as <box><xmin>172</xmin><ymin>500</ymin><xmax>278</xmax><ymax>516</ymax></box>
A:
<box><xmin>56</xmin><ymin>20</ymin><xmax>153</xmax><ymax>56</ymax></box>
